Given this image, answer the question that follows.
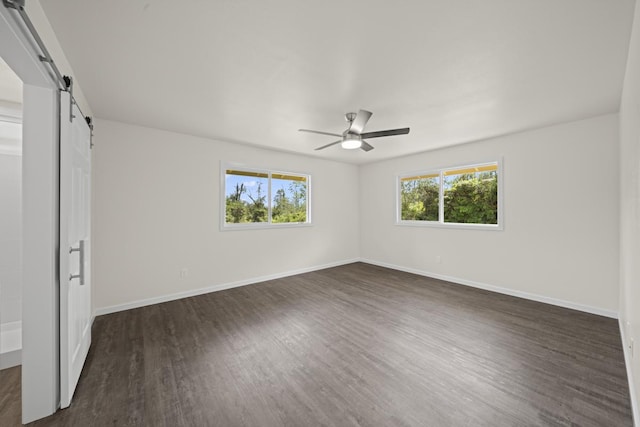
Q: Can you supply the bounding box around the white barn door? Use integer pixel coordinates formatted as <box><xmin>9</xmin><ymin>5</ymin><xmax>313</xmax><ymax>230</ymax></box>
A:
<box><xmin>59</xmin><ymin>91</ymin><xmax>92</xmax><ymax>408</ymax></box>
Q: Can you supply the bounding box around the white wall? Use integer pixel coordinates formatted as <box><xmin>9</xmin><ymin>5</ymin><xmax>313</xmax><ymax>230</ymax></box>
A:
<box><xmin>91</xmin><ymin>119</ymin><xmax>360</xmax><ymax>312</ymax></box>
<box><xmin>359</xmin><ymin>114</ymin><xmax>620</xmax><ymax>315</ymax></box>
<box><xmin>619</xmin><ymin>0</ymin><xmax>640</xmax><ymax>419</ymax></box>
<box><xmin>0</xmin><ymin>152</ymin><xmax>21</xmax><ymax>325</ymax></box>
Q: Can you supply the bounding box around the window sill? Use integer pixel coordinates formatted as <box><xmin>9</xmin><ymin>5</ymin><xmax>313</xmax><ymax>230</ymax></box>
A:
<box><xmin>395</xmin><ymin>221</ymin><xmax>503</xmax><ymax>231</ymax></box>
<box><xmin>220</xmin><ymin>222</ymin><xmax>313</xmax><ymax>232</ymax></box>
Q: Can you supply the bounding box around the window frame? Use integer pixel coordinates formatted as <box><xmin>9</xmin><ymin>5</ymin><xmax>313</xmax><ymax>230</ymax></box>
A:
<box><xmin>220</xmin><ymin>162</ymin><xmax>312</xmax><ymax>230</ymax></box>
<box><xmin>396</xmin><ymin>160</ymin><xmax>503</xmax><ymax>230</ymax></box>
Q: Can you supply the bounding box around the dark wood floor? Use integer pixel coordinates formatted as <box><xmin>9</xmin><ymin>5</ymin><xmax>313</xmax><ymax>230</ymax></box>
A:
<box><xmin>1</xmin><ymin>262</ymin><xmax>633</xmax><ymax>426</ymax></box>
<box><xmin>0</xmin><ymin>365</ymin><xmax>21</xmax><ymax>426</ymax></box>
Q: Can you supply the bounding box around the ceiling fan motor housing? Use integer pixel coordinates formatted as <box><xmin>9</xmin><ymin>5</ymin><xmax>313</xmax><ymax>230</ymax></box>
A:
<box><xmin>345</xmin><ymin>112</ymin><xmax>357</xmax><ymax>123</ymax></box>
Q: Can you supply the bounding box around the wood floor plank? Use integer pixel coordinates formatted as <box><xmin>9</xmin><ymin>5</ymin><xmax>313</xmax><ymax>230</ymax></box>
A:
<box><xmin>0</xmin><ymin>366</ymin><xmax>21</xmax><ymax>426</ymax></box>
<box><xmin>1</xmin><ymin>262</ymin><xmax>633</xmax><ymax>426</ymax></box>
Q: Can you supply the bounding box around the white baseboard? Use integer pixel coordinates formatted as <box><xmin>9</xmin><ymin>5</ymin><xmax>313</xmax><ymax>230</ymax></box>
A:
<box><xmin>1</xmin><ymin>321</ymin><xmax>22</xmax><ymax>370</ymax></box>
<box><xmin>95</xmin><ymin>257</ymin><xmax>618</xmax><ymax>319</ymax></box>
<box><xmin>359</xmin><ymin>258</ymin><xmax>618</xmax><ymax>319</ymax></box>
<box><xmin>0</xmin><ymin>348</ymin><xmax>21</xmax><ymax>370</ymax></box>
<box><xmin>619</xmin><ymin>320</ymin><xmax>639</xmax><ymax>427</ymax></box>
<box><xmin>94</xmin><ymin>258</ymin><xmax>360</xmax><ymax>316</ymax></box>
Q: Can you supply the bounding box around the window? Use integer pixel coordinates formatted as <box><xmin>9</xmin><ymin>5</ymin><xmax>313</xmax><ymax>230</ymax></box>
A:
<box><xmin>400</xmin><ymin>173</ymin><xmax>440</xmax><ymax>221</ymax></box>
<box><xmin>223</xmin><ymin>165</ymin><xmax>310</xmax><ymax>229</ymax></box>
<box><xmin>271</xmin><ymin>173</ymin><xmax>308</xmax><ymax>224</ymax></box>
<box><xmin>398</xmin><ymin>161</ymin><xmax>501</xmax><ymax>229</ymax></box>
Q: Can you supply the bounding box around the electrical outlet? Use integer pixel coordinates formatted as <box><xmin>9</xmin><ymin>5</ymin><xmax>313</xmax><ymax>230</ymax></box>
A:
<box><xmin>180</xmin><ymin>268</ymin><xmax>188</xmax><ymax>278</ymax></box>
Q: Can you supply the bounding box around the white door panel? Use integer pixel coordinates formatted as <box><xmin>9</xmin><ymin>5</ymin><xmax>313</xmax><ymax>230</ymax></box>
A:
<box><xmin>59</xmin><ymin>91</ymin><xmax>92</xmax><ymax>409</ymax></box>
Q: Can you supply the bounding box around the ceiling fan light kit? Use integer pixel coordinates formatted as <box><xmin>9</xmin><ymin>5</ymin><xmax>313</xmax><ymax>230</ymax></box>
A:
<box><xmin>341</xmin><ymin>134</ymin><xmax>362</xmax><ymax>149</ymax></box>
<box><xmin>299</xmin><ymin>109</ymin><xmax>410</xmax><ymax>152</ymax></box>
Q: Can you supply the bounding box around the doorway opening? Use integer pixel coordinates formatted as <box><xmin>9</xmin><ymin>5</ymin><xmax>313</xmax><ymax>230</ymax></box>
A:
<box><xmin>0</xmin><ymin>53</ymin><xmax>24</xmax><ymax>424</ymax></box>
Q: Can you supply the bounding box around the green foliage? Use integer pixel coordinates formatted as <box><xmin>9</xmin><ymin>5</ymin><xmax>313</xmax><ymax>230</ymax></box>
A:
<box><xmin>272</xmin><ymin>181</ymin><xmax>307</xmax><ymax>223</ymax></box>
<box><xmin>247</xmin><ymin>183</ymin><xmax>267</xmax><ymax>222</ymax></box>
<box><xmin>401</xmin><ymin>178</ymin><xmax>439</xmax><ymax>221</ymax></box>
<box><xmin>225</xmin><ymin>182</ymin><xmax>267</xmax><ymax>223</ymax></box>
<box><xmin>225</xmin><ymin>183</ymin><xmax>247</xmax><ymax>223</ymax></box>
<box><xmin>225</xmin><ymin>180</ymin><xmax>307</xmax><ymax>224</ymax></box>
<box><xmin>400</xmin><ymin>172</ymin><xmax>497</xmax><ymax>224</ymax></box>
<box><xmin>443</xmin><ymin>172</ymin><xmax>497</xmax><ymax>224</ymax></box>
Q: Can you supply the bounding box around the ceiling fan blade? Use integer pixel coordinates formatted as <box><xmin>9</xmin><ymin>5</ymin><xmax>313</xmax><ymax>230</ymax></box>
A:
<box><xmin>360</xmin><ymin>127</ymin><xmax>410</xmax><ymax>139</ymax></box>
<box><xmin>360</xmin><ymin>141</ymin><xmax>374</xmax><ymax>152</ymax></box>
<box><xmin>314</xmin><ymin>140</ymin><xmax>343</xmax><ymax>151</ymax></box>
<box><xmin>299</xmin><ymin>129</ymin><xmax>342</xmax><ymax>137</ymax></box>
<box><xmin>349</xmin><ymin>109</ymin><xmax>373</xmax><ymax>134</ymax></box>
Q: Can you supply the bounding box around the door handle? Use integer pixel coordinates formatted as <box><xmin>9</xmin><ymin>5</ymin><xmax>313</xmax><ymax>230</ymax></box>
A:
<box><xmin>69</xmin><ymin>240</ymin><xmax>85</xmax><ymax>285</ymax></box>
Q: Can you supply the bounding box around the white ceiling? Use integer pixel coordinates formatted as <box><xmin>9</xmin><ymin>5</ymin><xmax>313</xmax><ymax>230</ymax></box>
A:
<box><xmin>40</xmin><ymin>0</ymin><xmax>634</xmax><ymax>164</ymax></box>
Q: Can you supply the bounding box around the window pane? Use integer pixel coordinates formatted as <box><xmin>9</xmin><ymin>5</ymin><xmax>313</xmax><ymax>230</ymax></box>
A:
<box><xmin>225</xmin><ymin>170</ymin><xmax>269</xmax><ymax>224</ymax></box>
<box><xmin>400</xmin><ymin>174</ymin><xmax>440</xmax><ymax>221</ymax></box>
<box><xmin>443</xmin><ymin>165</ymin><xmax>498</xmax><ymax>224</ymax></box>
<box><xmin>271</xmin><ymin>175</ymin><xmax>307</xmax><ymax>223</ymax></box>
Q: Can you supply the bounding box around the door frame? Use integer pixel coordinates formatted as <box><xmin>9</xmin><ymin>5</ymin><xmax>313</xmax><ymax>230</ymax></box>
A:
<box><xmin>1</xmin><ymin>5</ymin><xmax>61</xmax><ymax>424</ymax></box>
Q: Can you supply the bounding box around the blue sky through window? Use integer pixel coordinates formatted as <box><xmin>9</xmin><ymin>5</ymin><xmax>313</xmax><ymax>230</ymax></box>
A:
<box><xmin>225</xmin><ymin>173</ymin><xmax>306</xmax><ymax>203</ymax></box>
<box><xmin>225</xmin><ymin>173</ymin><xmax>268</xmax><ymax>203</ymax></box>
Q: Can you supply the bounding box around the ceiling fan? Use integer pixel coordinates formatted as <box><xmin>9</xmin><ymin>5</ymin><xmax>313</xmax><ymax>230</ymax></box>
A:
<box><xmin>299</xmin><ymin>109</ymin><xmax>410</xmax><ymax>152</ymax></box>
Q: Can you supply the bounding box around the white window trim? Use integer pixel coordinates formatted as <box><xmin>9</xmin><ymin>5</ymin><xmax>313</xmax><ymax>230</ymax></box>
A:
<box><xmin>220</xmin><ymin>162</ymin><xmax>312</xmax><ymax>231</ymax></box>
<box><xmin>396</xmin><ymin>159</ymin><xmax>504</xmax><ymax>230</ymax></box>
